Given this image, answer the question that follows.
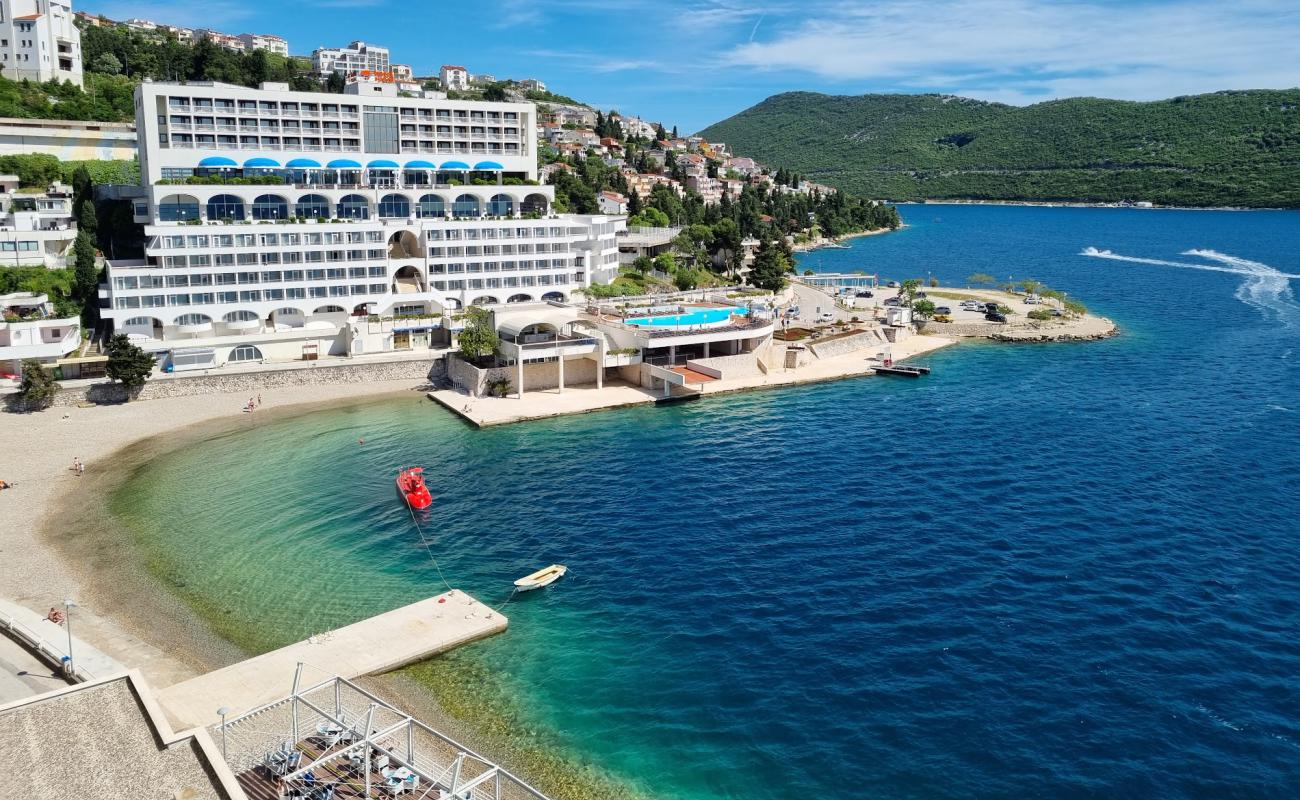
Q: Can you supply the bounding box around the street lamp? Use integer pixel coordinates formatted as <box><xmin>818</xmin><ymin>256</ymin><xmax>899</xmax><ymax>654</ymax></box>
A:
<box><xmin>217</xmin><ymin>706</ymin><xmax>231</xmax><ymax>760</ymax></box>
<box><xmin>62</xmin><ymin>599</ymin><xmax>76</xmax><ymax>677</ymax></box>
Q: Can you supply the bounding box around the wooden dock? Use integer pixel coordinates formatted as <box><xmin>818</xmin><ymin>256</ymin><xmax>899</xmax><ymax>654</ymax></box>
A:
<box><xmin>156</xmin><ymin>590</ymin><xmax>505</xmax><ymax>730</ymax></box>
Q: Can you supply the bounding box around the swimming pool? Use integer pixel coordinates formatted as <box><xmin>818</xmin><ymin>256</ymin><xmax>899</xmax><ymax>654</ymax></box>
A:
<box><xmin>624</xmin><ymin>306</ymin><xmax>745</xmax><ymax>327</ymax></box>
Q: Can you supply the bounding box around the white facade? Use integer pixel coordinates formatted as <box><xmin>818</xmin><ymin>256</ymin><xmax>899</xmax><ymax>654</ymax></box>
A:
<box><xmin>313</xmin><ymin>40</ymin><xmax>390</xmax><ymax>77</ymax></box>
<box><xmin>237</xmin><ymin>32</ymin><xmax>289</xmax><ymax>56</ymax></box>
<box><xmin>103</xmin><ymin>81</ymin><xmax>625</xmax><ymax>370</ymax></box>
<box><xmin>0</xmin><ymin>0</ymin><xmax>82</xmax><ymax>87</ymax></box>
<box><xmin>0</xmin><ymin>292</ymin><xmax>81</xmax><ymax>376</ymax></box>
<box><xmin>440</xmin><ymin>65</ymin><xmax>468</xmax><ymax>92</ymax></box>
<box><xmin>518</xmin><ymin>79</ymin><xmax>546</xmax><ymax>93</ymax></box>
<box><xmin>0</xmin><ymin>178</ymin><xmax>77</xmax><ymax>267</ymax></box>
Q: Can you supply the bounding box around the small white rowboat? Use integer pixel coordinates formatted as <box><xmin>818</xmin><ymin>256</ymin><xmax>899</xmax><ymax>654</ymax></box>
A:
<box><xmin>514</xmin><ymin>564</ymin><xmax>567</xmax><ymax>591</ymax></box>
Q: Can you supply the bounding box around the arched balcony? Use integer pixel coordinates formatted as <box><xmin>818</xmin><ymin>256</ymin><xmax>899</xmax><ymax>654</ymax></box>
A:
<box><xmin>295</xmin><ymin>194</ymin><xmax>331</xmax><ymax>219</ymax></box>
<box><xmin>393</xmin><ymin>265</ymin><xmax>424</xmax><ymax>294</ymax></box>
<box><xmin>378</xmin><ymin>194</ymin><xmax>412</xmax><ymax>219</ymax></box>
<box><xmin>452</xmin><ymin>194</ymin><xmax>481</xmax><ymax>219</ymax></box>
<box><xmin>388</xmin><ymin>230</ymin><xmax>421</xmax><ymax>259</ymax></box>
<box><xmin>336</xmin><ymin>194</ymin><xmax>370</xmax><ymax>220</ymax></box>
<box><xmin>417</xmin><ymin>195</ymin><xmax>445</xmax><ymax>219</ymax></box>
<box><xmin>487</xmin><ymin>194</ymin><xmax>515</xmax><ymax>217</ymax></box>
<box><xmin>521</xmin><ymin>193</ymin><xmax>549</xmax><ymax>217</ymax></box>
<box><xmin>158</xmin><ymin>193</ymin><xmax>200</xmax><ymax>222</ymax></box>
<box><xmin>206</xmin><ymin>194</ymin><xmax>246</xmax><ymax>222</ymax></box>
<box><xmin>251</xmin><ymin>194</ymin><xmax>290</xmax><ymax>221</ymax></box>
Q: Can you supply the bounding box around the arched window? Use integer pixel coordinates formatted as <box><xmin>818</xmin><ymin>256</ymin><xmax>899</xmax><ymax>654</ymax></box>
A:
<box><xmin>206</xmin><ymin>194</ymin><xmax>245</xmax><ymax>221</ymax></box>
<box><xmin>229</xmin><ymin>344</ymin><xmax>264</xmax><ymax>363</ymax></box>
<box><xmin>541</xmin><ymin>291</ymin><xmax>566</xmax><ymax>303</ymax></box>
<box><xmin>251</xmin><ymin>194</ymin><xmax>289</xmax><ymax>220</ymax></box>
<box><xmin>158</xmin><ymin>194</ymin><xmax>200</xmax><ymax>222</ymax></box>
<box><xmin>452</xmin><ymin>194</ymin><xmax>480</xmax><ymax>218</ymax></box>
<box><xmin>378</xmin><ymin>194</ymin><xmax>411</xmax><ymax>218</ymax></box>
<box><xmin>295</xmin><ymin>194</ymin><xmax>330</xmax><ymax>219</ymax></box>
<box><xmin>507</xmin><ymin>294</ymin><xmax>532</xmax><ymax>303</ymax></box>
<box><xmin>313</xmin><ymin>305</ymin><xmax>346</xmax><ymax>314</ymax></box>
<box><xmin>123</xmin><ymin>316</ymin><xmax>158</xmax><ymax>327</ymax></box>
<box><xmin>175</xmin><ymin>313</ymin><xmax>213</xmax><ymax>326</ymax></box>
<box><xmin>336</xmin><ymin>194</ymin><xmax>370</xmax><ymax>220</ymax></box>
<box><xmin>416</xmin><ymin>194</ymin><xmax>444</xmax><ymax>218</ymax></box>
<box><xmin>487</xmin><ymin>193</ymin><xmax>514</xmax><ymax>217</ymax></box>
<box><xmin>222</xmin><ymin>310</ymin><xmax>259</xmax><ymax>322</ymax></box>
<box><xmin>521</xmin><ymin>193</ymin><xmax>549</xmax><ymax>216</ymax></box>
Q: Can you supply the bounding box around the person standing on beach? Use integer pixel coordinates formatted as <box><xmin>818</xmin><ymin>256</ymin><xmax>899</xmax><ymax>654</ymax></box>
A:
<box><xmin>257</xmin><ymin>393</ymin><xmax>262</xmax><ymax>407</ymax></box>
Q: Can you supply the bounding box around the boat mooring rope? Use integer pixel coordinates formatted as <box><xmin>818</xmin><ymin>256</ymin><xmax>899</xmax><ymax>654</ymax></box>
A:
<box><xmin>404</xmin><ymin>499</ymin><xmax>456</xmax><ymax>594</ymax></box>
<box><xmin>404</xmin><ymin>494</ymin><xmax>523</xmax><ymax>611</ymax></box>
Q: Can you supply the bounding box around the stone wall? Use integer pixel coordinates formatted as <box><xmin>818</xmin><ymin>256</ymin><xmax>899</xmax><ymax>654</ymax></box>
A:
<box><xmin>808</xmin><ymin>330</ymin><xmax>883</xmax><ymax>359</ymax></box>
<box><xmin>7</xmin><ymin>358</ymin><xmax>444</xmax><ymax>411</ymax></box>
<box><xmin>924</xmin><ymin>321</ymin><xmax>1007</xmax><ymax>337</ymax></box>
<box><xmin>686</xmin><ymin>353</ymin><xmax>760</xmax><ymax>380</ymax></box>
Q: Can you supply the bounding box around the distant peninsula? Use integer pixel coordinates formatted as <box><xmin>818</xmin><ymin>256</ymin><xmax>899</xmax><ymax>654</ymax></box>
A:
<box><xmin>697</xmin><ymin>90</ymin><xmax>1300</xmax><ymax>208</ymax></box>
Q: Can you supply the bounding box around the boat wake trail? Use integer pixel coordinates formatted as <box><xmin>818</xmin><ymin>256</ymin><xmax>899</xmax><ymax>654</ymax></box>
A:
<box><xmin>1080</xmin><ymin>247</ymin><xmax>1300</xmax><ymax>328</ymax></box>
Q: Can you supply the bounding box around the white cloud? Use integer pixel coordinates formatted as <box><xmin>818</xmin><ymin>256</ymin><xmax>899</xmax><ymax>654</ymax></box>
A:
<box><xmin>716</xmin><ymin>0</ymin><xmax>1300</xmax><ymax>102</ymax></box>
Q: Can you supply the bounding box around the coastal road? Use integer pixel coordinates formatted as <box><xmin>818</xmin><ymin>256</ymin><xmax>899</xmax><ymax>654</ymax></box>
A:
<box><xmin>0</xmin><ymin>633</ymin><xmax>69</xmax><ymax>704</ymax></box>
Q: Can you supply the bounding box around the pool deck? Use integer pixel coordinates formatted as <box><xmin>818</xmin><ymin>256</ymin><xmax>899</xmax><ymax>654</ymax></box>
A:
<box><xmin>155</xmin><ymin>589</ymin><xmax>505</xmax><ymax>730</ymax></box>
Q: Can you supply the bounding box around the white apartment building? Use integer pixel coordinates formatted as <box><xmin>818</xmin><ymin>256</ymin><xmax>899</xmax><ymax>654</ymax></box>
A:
<box><xmin>102</xmin><ymin>80</ymin><xmax>624</xmax><ymax>370</ymax></box>
<box><xmin>313</xmin><ymin>40</ymin><xmax>390</xmax><ymax>77</ymax></box>
<box><xmin>439</xmin><ymin>65</ymin><xmax>468</xmax><ymax>92</ymax></box>
<box><xmin>518</xmin><ymin>78</ymin><xmax>546</xmax><ymax>93</ymax></box>
<box><xmin>1</xmin><ymin>291</ymin><xmax>81</xmax><ymax>378</ymax></box>
<box><xmin>0</xmin><ymin>175</ymin><xmax>77</xmax><ymax>267</ymax></box>
<box><xmin>0</xmin><ymin>0</ymin><xmax>82</xmax><ymax>87</ymax></box>
<box><xmin>236</xmin><ymin>32</ymin><xmax>288</xmax><ymax>56</ymax></box>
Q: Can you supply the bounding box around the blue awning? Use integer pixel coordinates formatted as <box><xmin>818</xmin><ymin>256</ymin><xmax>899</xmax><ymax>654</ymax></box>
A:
<box><xmin>198</xmin><ymin>156</ymin><xmax>237</xmax><ymax>167</ymax></box>
<box><xmin>244</xmin><ymin>157</ymin><xmax>280</xmax><ymax>168</ymax></box>
<box><xmin>285</xmin><ymin>158</ymin><xmax>322</xmax><ymax>169</ymax></box>
<box><xmin>473</xmin><ymin>160</ymin><xmax>504</xmax><ymax>170</ymax></box>
<box><xmin>404</xmin><ymin>160</ymin><xmax>437</xmax><ymax>169</ymax></box>
<box><xmin>440</xmin><ymin>160</ymin><xmax>471</xmax><ymax>170</ymax></box>
<box><xmin>326</xmin><ymin>158</ymin><xmax>362</xmax><ymax>169</ymax></box>
<box><xmin>366</xmin><ymin>159</ymin><xmax>400</xmax><ymax>169</ymax></box>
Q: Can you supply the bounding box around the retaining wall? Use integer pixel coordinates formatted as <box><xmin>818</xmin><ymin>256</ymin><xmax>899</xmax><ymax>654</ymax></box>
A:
<box><xmin>686</xmin><ymin>353</ymin><xmax>761</xmax><ymax>380</ymax></box>
<box><xmin>808</xmin><ymin>330</ymin><xmax>883</xmax><ymax>359</ymax></box>
<box><xmin>7</xmin><ymin>358</ymin><xmax>443</xmax><ymax>411</ymax></box>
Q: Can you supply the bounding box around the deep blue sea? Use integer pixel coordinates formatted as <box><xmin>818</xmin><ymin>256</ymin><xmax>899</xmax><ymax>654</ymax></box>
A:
<box><xmin>113</xmin><ymin>205</ymin><xmax>1300</xmax><ymax>799</ymax></box>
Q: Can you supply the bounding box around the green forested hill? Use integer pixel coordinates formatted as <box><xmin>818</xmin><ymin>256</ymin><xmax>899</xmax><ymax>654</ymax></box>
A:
<box><xmin>698</xmin><ymin>91</ymin><xmax>1300</xmax><ymax>207</ymax></box>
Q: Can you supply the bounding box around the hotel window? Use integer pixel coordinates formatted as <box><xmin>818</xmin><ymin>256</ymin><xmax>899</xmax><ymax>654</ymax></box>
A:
<box><xmin>262</xmin><ymin>271</ymin><xmax>283</xmax><ymax>282</ymax></box>
<box><xmin>370</xmin><ymin>283</ymin><xmax>386</xmax><ymax>293</ymax></box>
<box><xmin>327</xmin><ymin>268</ymin><xmax>346</xmax><ymax>280</ymax></box>
<box><xmin>286</xmin><ymin>288</ymin><xmax>306</xmax><ymax>299</ymax></box>
<box><xmin>348</xmin><ymin>267</ymin><xmax>367</xmax><ymax>279</ymax></box>
<box><xmin>239</xmin><ymin>291</ymin><xmax>263</xmax><ymax>302</ymax></box>
<box><xmin>369</xmin><ymin>266</ymin><xmax>386</xmax><ymax>277</ymax></box>
<box><xmin>309</xmin><ymin>287</ymin><xmax>328</xmax><ymax>298</ymax></box>
<box><xmin>168</xmin><ymin>294</ymin><xmax>191</xmax><ymax>306</ymax></box>
<box><xmin>284</xmin><ymin>270</ymin><xmax>304</xmax><ymax>282</ymax></box>
<box><xmin>217</xmin><ymin>274</ymin><xmax>237</xmax><ymax>286</ymax></box>
<box><xmin>363</xmin><ymin>108</ymin><xmax>400</xmax><ymax>153</ymax></box>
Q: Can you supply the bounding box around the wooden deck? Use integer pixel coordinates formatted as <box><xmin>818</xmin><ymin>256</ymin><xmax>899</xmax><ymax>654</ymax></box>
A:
<box><xmin>669</xmin><ymin>366</ymin><xmax>718</xmax><ymax>383</ymax></box>
<box><xmin>236</xmin><ymin>734</ymin><xmax>433</xmax><ymax>800</ymax></box>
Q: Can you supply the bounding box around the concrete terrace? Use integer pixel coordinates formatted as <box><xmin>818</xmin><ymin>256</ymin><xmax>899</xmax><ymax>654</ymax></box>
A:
<box><xmin>156</xmin><ymin>590</ymin><xmax>504</xmax><ymax>730</ymax></box>
<box><xmin>427</xmin><ymin>380</ymin><xmax>665</xmax><ymax>426</ymax></box>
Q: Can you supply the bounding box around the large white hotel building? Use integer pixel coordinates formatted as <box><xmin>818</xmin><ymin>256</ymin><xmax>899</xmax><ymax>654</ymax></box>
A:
<box><xmin>102</xmin><ymin>79</ymin><xmax>623</xmax><ymax>368</ymax></box>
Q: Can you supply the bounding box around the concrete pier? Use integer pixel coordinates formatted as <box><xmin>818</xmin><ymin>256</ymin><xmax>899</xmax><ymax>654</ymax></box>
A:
<box><xmin>156</xmin><ymin>589</ymin><xmax>505</xmax><ymax>729</ymax></box>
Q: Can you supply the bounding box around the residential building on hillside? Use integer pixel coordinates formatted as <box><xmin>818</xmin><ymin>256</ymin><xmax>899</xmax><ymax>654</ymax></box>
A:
<box><xmin>236</xmin><ymin>32</ymin><xmax>288</xmax><ymax>56</ymax></box>
<box><xmin>102</xmin><ymin>80</ymin><xmax>624</xmax><ymax>371</ymax></box>
<box><xmin>1</xmin><ymin>291</ymin><xmax>82</xmax><ymax>378</ymax></box>
<box><xmin>439</xmin><ymin>65</ymin><xmax>469</xmax><ymax>91</ymax></box>
<box><xmin>518</xmin><ymin>78</ymin><xmax>546</xmax><ymax>93</ymax></box>
<box><xmin>391</xmin><ymin>63</ymin><xmax>412</xmax><ymax>81</ymax></box>
<box><xmin>469</xmin><ymin>73</ymin><xmax>496</xmax><ymax>86</ymax></box>
<box><xmin>194</xmin><ymin>28</ymin><xmax>242</xmax><ymax>51</ymax></box>
<box><xmin>597</xmin><ymin>190</ymin><xmax>627</xmax><ymax>215</ymax></box>
<box><xmin>0</xmin><ymin>0</ymin><xmax>82</xmax><ymax>87</ymax></box>
<box><xmin>0</xmin><ymin>177</ymin><xmax>77</xmax><ymax>267</ymax></box>
<box><xmin>313</xmin><ymin>40</ymin><xmax>390</xmax><ymax>77</ymax></box>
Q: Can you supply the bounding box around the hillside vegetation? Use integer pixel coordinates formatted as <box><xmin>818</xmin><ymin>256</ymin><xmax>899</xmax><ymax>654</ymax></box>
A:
<box><xmin>698</xmin><ymin>91</ymin><xmax>1300</xmax><ymax>207</ymax></box>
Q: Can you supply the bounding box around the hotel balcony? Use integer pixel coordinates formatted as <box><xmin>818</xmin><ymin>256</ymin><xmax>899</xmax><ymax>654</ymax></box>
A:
<box><xmin>498</xmin><ymin>332</ymin><xmax>599</xmax><ymax>360</ymax></box>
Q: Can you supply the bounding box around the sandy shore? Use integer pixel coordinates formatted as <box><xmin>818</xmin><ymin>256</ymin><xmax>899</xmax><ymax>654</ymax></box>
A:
<box><xmin>0</xmin><ymin>378</ymin><xmax>432</xmax><ymax>690</ymax></box>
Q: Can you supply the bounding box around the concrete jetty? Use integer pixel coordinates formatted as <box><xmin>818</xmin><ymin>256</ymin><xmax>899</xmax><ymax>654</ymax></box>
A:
<box><xmin>156</xmin><ymin>589</ymin><xmax>505</xmax><ymax>729</ymax></box>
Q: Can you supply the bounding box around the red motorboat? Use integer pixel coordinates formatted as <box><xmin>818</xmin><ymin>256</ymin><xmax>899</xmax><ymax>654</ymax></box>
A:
<box><xmin>396</xmin><ymin>467</ymin><xmax>433</xmax><ymax>510</ymax></box>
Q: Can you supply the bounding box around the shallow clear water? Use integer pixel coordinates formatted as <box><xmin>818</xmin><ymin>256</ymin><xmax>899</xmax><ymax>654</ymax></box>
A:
<box><xmin>113</xmin><ymin>205</ymin><xmax>1300</xmax><ymax>799</ymax></box>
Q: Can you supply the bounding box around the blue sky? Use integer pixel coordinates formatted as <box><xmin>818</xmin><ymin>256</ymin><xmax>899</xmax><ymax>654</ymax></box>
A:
<box><xmin>83</xmin><ymin>0</ymin><xmax>1300</xmax><ymax>132</ymax></box>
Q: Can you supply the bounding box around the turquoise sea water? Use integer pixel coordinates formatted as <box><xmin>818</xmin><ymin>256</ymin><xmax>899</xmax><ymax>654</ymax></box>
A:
<box><xmin>112</xmin><ymin>205</ymin><xmax>1300</xmax><ymax>798</ymax></box>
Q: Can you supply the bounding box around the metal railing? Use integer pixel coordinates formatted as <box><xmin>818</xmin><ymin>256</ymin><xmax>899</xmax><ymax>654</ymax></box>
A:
<box><xmin>0</xmin><ymin>611</ymin><xmax>92</xmax><ymax>681</ymax></box>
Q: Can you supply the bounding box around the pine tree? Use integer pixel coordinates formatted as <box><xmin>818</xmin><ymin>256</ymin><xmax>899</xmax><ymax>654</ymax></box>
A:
<box><xmin>105</xmin><ymin>333</ymin><xmax>156</xmax><ymax>395</ymax></box>
<box><xmin>748</xmin><ymin>237</ymin><xmax>789</xmax><ymax>292</ymax></box>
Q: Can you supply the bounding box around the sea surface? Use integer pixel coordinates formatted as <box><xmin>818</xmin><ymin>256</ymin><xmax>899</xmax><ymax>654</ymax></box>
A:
<box><xmin>111</xmin><ymin>205</ymin><xmax>1300</xmax><ymax>798</ymax></box>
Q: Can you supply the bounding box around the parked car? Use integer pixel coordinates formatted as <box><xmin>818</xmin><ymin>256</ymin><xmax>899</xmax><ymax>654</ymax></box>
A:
<box><xmin>960</xmin><ymin>300</ymin><xmax>983</xmax><ymax>311</ymax></box>
<box><xmin>886</xmin><ymin>281</ymin><xmax>900</xmax><ymax>288</ymax></box>
<box><xmin>933</xmin><ymin>314</ymin><xmax>952</xmax><ymax>323</ymax></box>
<box><xmin>883</xmin><ymin>297</ymin><xmax>902</xmax><ymax>307</ymax></box>
<box><xmin>935</xmin><ymin>306</ymin><xmax>952</xmax><ymax>315</ymax></box>
<box><xmin>855</xmin><ymin>290</ymin><xmax>874</xmax><ymax>298</ymax></box>
<box><xmin>1049</xmin><ymin>308</ymin><xmax>1064</xmax><ymax>317</ymax></box>
<box><xmin>818</xmin><ymin>311</ymin><xmax>836</xmax><ymax>323</ymax></box>
<box><xmin>1024</xmin><ymin>297</ymin><xmax>1040</xmax><ymax>305</ymax></box>
<box><xmin>985</xmin><ymin>311</ymin><xmax>1008</xmax><ymax>322</ymax></box>
<box><xmin>984</xmin><ymin>302</ymin><xmax>1001</xmax><ymax>313</ymax></box>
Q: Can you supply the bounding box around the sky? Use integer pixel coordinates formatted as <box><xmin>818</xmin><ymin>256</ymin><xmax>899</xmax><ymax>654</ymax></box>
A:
<box><xmin>82</xmin><ymin>0</ymin><xmax>1300</xmax><ymax>132</ymax></box>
